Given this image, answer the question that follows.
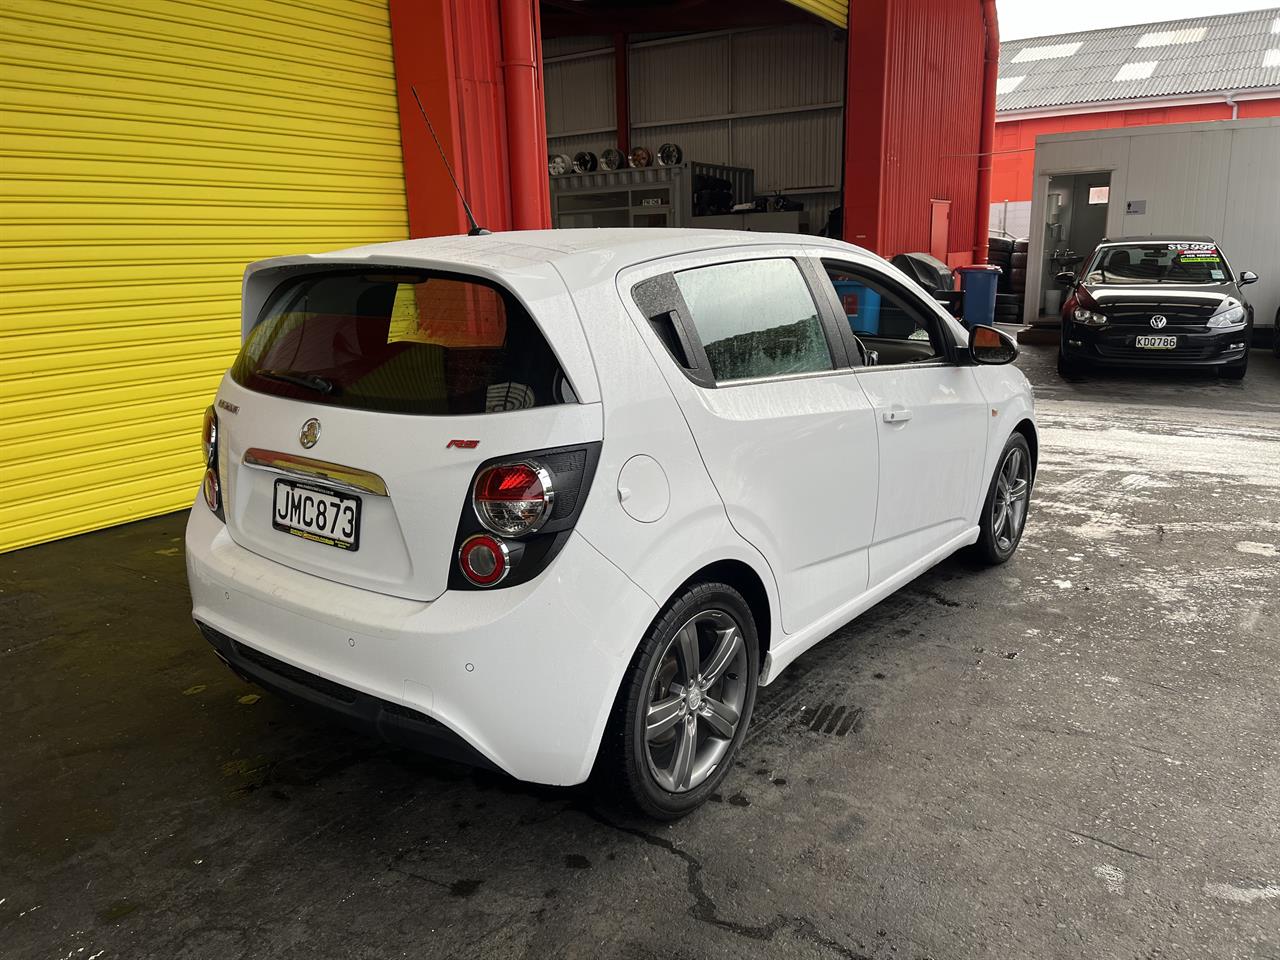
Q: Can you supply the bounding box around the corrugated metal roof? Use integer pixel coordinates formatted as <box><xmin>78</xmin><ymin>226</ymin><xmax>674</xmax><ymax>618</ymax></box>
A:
<box><xmin>997</xmin><ymin>8</ymin><xmax>1280</xmax><ymax>113</ymax></box>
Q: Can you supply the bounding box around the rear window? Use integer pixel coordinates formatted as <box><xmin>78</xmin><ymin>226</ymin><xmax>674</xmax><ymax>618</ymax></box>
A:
<box><xmin>231</xmin><ymin>271</ymin><xmax>573</xmax><ymax>415</ymax></box>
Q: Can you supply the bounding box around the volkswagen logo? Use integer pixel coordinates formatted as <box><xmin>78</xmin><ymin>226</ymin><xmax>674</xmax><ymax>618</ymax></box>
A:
<box><xmin>299</xmin><ymin>418</ymin><xmax>321</xmax><ymax>449</ymax></box>
<box><xmin>1150</xmin><ymin>315</ymin><xmax>1168</xmax><ymax>329</ymax></box>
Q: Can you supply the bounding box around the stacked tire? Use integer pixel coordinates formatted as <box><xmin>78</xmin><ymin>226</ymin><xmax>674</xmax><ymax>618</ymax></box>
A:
<box><xmin>988</xmin><ymin>236</ymin><xmax>1029</xmax><ymax>324</ymax></box>
<box><xmin>988</xmin><ymin>236</ymin><xmax>1013</xmax><ymax>292</ymax></box>
<box><xmin>1010</xmin><ymin>238</ymin><xmax>1029</xmax><ymax>298</ymax></box>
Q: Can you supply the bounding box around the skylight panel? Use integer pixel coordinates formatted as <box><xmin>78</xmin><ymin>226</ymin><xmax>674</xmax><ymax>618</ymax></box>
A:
<box><xmin>1011</xmin><ymin>42</ymin><xmax>1083</xmax><ymax>63</ymax></box>
<box><xmin>1135</xmin><ymin>27</ymin><xmax>1207</xmax><ymax>47</ymax></box>
<box><xmin>996</xmin><ymin>75</ymin><xmax>1026</xmax><ymax>95</ymax></box>
<box><xmin>1114</xmin><ymin>61</ymin><xmax>1158</xmax><ymax>82</ymax></box>
<box><xmin>1272</xmin><ymin>16</ymin><xmax>1280</xmax><ymax>33</ymax></box>
<box><xmin>1265</xmin><ymin>48</ymin><xmax>1280</xmax><ymax>67</ymax></box>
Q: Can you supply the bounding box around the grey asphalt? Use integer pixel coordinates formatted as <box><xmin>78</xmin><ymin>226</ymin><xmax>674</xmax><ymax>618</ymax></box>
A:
<box><xmin>3</xmin><ymin>344</ymin><xmax>1279</xmax><ymax>960</ymax></box>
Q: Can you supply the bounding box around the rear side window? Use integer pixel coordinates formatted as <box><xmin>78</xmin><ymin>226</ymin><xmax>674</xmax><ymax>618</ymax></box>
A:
<box><xmin>231</xmin><ymin>271</ymin><xmax>572</xmax><ymax>415</ymax></box>
<box><xmin>673</xmin><ymin>259</ymin><xmax>832</xmax><ymax>383</ymax></box>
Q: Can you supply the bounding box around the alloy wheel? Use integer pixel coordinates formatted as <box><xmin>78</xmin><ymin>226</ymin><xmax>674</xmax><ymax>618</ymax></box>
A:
<box><xmin>992</xmin><ymin>446</ymin><xmax>1030</xmax><ymax>552</ymax></box>
<box><xmin>643</xmin><ymin>609</ymin><xmax>748</xmax><ymax>793</ymax></box>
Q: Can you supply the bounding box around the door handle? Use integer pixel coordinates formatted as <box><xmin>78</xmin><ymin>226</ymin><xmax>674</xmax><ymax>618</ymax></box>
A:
<box><xmin>882</xmin><ymin>409</ymin><xmax>913</xmax><ymax>424</ymax></box>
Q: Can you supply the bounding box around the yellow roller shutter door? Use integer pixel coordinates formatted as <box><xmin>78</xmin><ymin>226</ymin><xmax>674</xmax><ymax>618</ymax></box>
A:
<box><xmin>781</xmin><ymin>0</ymin><xmax>848</xmax><ymax>28</ymax></box>
<box><xmin>0</xmin><ymin>0</ymin><xmax>409</xmax><ymax>552</ymax></box>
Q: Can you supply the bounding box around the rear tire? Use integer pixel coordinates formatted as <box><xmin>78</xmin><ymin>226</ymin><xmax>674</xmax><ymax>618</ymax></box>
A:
<box><xmin>607</xmin><ymin>581</ymin><xmax>759</xmax><ymax>820</ymax></box>
<box><xmin>970</xmin><ymin>433</ymin><xmax>1033</xmax><ymax>566</ymax></box>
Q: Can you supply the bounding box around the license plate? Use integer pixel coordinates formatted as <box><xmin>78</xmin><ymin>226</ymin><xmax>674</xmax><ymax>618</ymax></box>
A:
<box><xmin>272</xmin><ymin>479</ymin><xmax>361</xmax><ymax>551</ymax></box>
<box><xmin>1134</xmin><ymin>335</ymin><xmax>1177</xmax><ymax>350</ymax></box>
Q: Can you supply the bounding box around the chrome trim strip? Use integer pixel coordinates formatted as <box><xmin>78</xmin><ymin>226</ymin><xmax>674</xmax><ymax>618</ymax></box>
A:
<box><xmin>242</xmin><ymin>448</ymin><xmax>389</xmax><ymax>497</ymax></box>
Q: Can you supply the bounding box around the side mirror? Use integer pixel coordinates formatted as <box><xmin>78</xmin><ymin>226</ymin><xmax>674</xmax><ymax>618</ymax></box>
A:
<box><xmin>970</xmin><ymin>324</ymin><xmax>1018</xmax><ymax>365</ymax></box>
<box><xmin>1240</xmin><ymin>270</ymin><xmax>1259</xmax><ymax>285</ymax></box>
<box><xmin>1055</xmin><ymin>270</ymin><xmax>1076</xmax><ymax>287</ymax></box>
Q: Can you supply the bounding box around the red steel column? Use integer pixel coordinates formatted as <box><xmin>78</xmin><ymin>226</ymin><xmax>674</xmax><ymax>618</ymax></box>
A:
<box><xmin>389</xmin><ymin>0</ymin><xmax>470</xmax><ymax>237</ymax></box>
<box><xmin>972</xmin><ymin>0</ymin><xmax>999</xmax><ymax>263</ymax></box>
<box><xmin>500</xmin><ymin>0</ymin><xmax>551</xmax><ymax>230</ymax></box>
<box><xmin>841</xmin><ymin>0</ymin><xmax>891</xmax><ymax>251</ymax></box>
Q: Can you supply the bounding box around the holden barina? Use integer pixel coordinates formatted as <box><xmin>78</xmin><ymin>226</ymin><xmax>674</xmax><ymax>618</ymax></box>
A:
<box><xmin>186</xmin><ymin>230</ymin><xmax>1036</xmax><ymax>818</ymax></box>
<box><xmin>1057</xmin><ymin>236</ymin><xmax>1258</xmax><ymax>380</ymax></box>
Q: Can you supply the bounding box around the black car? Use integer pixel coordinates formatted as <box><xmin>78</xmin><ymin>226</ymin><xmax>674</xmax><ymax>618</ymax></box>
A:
<box><xmin>1056</xmin><ymin>236</ymin><xmax>1258</xmax><ymax>380</ymax></box>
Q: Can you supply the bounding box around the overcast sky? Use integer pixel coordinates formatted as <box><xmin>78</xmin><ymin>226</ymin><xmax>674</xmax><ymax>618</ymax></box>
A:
<box><xmin>996</xmin><ymin>0</ymin><xmax>1279</xmax><ymax>40</ymax></box>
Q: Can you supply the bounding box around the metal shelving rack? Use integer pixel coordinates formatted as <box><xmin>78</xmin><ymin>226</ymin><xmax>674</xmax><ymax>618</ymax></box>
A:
<box><xmin>549</xmin><ymin>161</ymin><xmax>754</xmax><ymax>229</ymax></box>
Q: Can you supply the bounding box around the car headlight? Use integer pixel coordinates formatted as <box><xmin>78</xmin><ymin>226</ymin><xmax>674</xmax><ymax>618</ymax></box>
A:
<box><xmin>1073</xmin><ymin>307</ymin><xmax>1108</xmax><ymax>327</ymax></box>
<box><xmin>1207</xmin><ymin>303</ymin><xmax>1246</xmax><ymax>329</ymax></box>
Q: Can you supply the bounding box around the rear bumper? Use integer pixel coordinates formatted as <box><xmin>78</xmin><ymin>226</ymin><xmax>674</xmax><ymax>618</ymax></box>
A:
<box><xmin>185</xmin><ymin>504</ymin><xmax>658</xmax><ymax>785</ymax></box>
<box><xmin>196</xmin><ymin>621</ymin><xmax>501</xmax><ymax>771</ymax></box>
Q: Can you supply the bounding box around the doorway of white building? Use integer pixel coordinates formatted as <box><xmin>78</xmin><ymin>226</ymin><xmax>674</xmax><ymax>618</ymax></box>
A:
<box><xmin>1039</xmin><ymin>171</ymin><xmax>1112</xmax><ymax>319</ymax></box>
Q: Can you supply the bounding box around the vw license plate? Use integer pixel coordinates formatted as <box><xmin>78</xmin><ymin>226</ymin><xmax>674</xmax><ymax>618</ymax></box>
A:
<box><xmin>1134</xmin><ymin>335</ymin><xmax>1177</xmax><ymax>350</ymax></box>
<box><xmin>272</xmin><ymin>479</ymin><xmax>361</xmax><ymax>551</ymax></box>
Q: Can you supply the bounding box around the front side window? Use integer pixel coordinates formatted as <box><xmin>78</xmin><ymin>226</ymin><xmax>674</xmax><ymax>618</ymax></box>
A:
<box><xmin>822</xmin><ymin>263</ymin><xmax>945</xmax><ymax>365</ymax></box>
<box><xmin>673</xmin><ymin>259</ymin><xmax>832</xmax><ymax>383</ymax></box>
<box><xmin>1084</xmin><ymin>243</ymin><xmax>1233</xmax><ymax>285</ymax></box>
<box><xmin>231</xmin><ymin>271</ymin><xmax>570</xmax><ymax>415</ymax></box>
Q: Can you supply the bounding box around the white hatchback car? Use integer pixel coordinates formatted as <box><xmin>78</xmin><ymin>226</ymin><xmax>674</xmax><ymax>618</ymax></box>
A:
<box><xmin>186</xmin><ymin>229</ymin><xmax>1035</xmax><ymax>818</ymax></box>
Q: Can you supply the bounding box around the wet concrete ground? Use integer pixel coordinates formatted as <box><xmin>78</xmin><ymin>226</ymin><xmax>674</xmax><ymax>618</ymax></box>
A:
<box><xmin>3</xmin><ymin>344</ymin><xmax>1279</xmax><ymax>960</ymax></box>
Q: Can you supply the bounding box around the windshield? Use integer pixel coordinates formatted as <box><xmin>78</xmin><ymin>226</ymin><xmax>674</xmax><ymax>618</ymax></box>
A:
<box><xmin>230</xmin><ymin>270</ymin><xmax>572</xmax><ymax>415</ymax></box>
<box><xmin>1083</xmin><ymin>243</ymin><xmax>1233</xmax><ymax>285</ymax></box>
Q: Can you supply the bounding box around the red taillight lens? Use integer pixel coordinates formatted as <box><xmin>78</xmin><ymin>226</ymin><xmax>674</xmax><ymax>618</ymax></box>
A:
<box><xmin>202</xmin><ymin>405</ymin><xmax>217</xmax><ymax>466</ymax></box>
<box><xmin>458</xmin><ymin>534</ymin><xmax>510</xmax><ymax>587</ymax></box>
<box><xmin>202</xmin><ymin>468</ymin><xmax>220</xmax><ymax>512</ymax></box>
<box><xmin>472</xmin><ymin>461</ymin><xmax>554</xmax><ymax>536</ymax></box>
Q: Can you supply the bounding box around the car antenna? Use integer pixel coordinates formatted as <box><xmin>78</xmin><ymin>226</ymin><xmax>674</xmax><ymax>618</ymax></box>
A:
<box><xmin>410</xmin><ymin>84</ymin><xmax>489</xmax><ymax>236</ymax></box>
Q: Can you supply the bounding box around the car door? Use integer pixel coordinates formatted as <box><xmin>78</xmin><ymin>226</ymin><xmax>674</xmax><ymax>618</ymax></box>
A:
<box><xmin>814</xmin><ymin>257</ymin><xmax>989</xmax><ymax>587</ymax></box>
<box><xmin>621</xmin><ymin>249</ymin><xmax>880</xmax><ymax>635</ymax></box>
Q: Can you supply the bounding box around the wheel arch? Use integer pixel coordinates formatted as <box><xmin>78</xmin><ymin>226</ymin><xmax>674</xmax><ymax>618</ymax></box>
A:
<box><xmin>676</xmin><ymin>559</ymin><xmax>773</xmax><ymax>673</ymax></box>
<box><xmin>1012</xmin><ymin>417</ymin><xmax>1038</xmax><ymax>478</ymax></box>
<box><xmin>587</xmin><ymin>554</ymin><xmax>775</xmax><ymax>786</ymax></box>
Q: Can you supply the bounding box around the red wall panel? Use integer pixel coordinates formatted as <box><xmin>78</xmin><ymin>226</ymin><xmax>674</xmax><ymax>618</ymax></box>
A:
<box><xmin>389</xmin><ymin>0</ymin><xmax>550</xmax><ymax>238</ymax></box>
<box><xmin>990</xmin><ymin>98</ymin><xmax>1280</xmax><ymax>203</ymax></box>
<box><xmin>844</xmin><ymin>0</ymin><xmax>989</xmax><ymax>264</ymax></box>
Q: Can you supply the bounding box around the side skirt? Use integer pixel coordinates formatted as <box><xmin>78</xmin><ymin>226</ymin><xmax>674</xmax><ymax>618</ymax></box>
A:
<box><xmin>759</xmin><ymin>525</ymin><xmax>981</xmax><ymax>684</ymax></box>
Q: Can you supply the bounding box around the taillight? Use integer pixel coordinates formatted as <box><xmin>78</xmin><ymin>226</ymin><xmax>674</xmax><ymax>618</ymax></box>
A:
<box><xmin>202</xmin><ymin>469</ymin><xmax>220</xmax><ymax>512</ymax></box>
<box><xmin>200</xmin><ymin>405</ymin><xmax>224</xmax><ymax>521</ymax></box>
<box><xmin>449</xmin><ymin>443</ymin><xmax>601</xmax><ymax>591</ymax></box>
<box><xmin>458</xmin><ymin>534</ymin><xmax>511</xmax><ymax>587</ymax></box>
<box><xmin>202</xmin><ymin>405</ymin><xmax>217</xmax><ymax>465</ymax></box>
<box><xmin>472</xmin><ymin>461</ymin><xmax>554</xmax><ymax>536</ymax></box>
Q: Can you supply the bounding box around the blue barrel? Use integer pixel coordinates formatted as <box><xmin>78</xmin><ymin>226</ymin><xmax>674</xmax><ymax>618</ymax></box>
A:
<box><xmin>831</xmin><ymin>280</ymin><xmax>882</xmax><ymax>336</ymax></box>
<box><xmin>956</xmin><ymin>264</ymin><xmax>1002</xmax><ymax>328</ymax></box>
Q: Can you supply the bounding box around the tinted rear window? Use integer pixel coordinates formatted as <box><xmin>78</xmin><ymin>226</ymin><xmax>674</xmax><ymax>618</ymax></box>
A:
<box><xmin>231</xmin><ymin>271</ymin><xmax>572</xmax><ymax>415</ymax></box>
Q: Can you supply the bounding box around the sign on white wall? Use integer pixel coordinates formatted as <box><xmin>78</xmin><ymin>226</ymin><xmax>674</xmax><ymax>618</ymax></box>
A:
<box><xmin>1125</xmin><ymin>199</ymin><xmax>1147</xmax><ymax>215</ymax></box>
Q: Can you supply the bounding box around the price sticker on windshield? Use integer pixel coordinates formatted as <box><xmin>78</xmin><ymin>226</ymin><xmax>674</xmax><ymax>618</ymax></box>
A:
<box><xmin>1171</xmin><ymin>243</ymin><xmax>1221</xmax><ymax>264</ymax></box>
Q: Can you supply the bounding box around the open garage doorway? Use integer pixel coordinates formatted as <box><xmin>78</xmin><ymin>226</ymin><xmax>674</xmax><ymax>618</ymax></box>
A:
<box><xmin>1038</xmin><ymin>171</ymin><xmax>1112</xmax><ymax>318</ymax></box>
<box><xmin>539</xmin><ymin>2</ymin><xmax>847</xmax><ymax>237</ymax></box>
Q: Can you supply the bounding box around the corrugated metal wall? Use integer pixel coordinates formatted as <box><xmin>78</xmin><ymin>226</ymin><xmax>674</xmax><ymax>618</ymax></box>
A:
<box><xmin>0</xmin><ymin>0</ymin><xmax>409</xmax><ymax>553</ymax></box>
<box><xmin>544</xmin><ymin>25</ymin><xmax>846</xmax><ymax>231</ymax></box>
<box><xmin>877</xmin><ymin>0</ymin><xmax>987</xmax><ymax>259</ymax></box>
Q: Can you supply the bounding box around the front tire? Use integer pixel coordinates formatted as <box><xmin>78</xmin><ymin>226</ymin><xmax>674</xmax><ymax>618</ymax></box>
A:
<box><xmin>1057</xmin><ymin>347</ymin><xmax>1086</xmax><ymax>380</ymax></box>
<box><xmin>1219</xmin><ymin>354</ymin><xmax>1248</xmax><ymax>380</ymax></box>
<box><xmin>971</xmin><ymin>433</ymin><xmax>1033</xmax><ymax>566</ymax></box>
<box><xmin>608</xmin><ymin>581</ymin><xmax>759</xmax><ymax>820</ymax></box>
